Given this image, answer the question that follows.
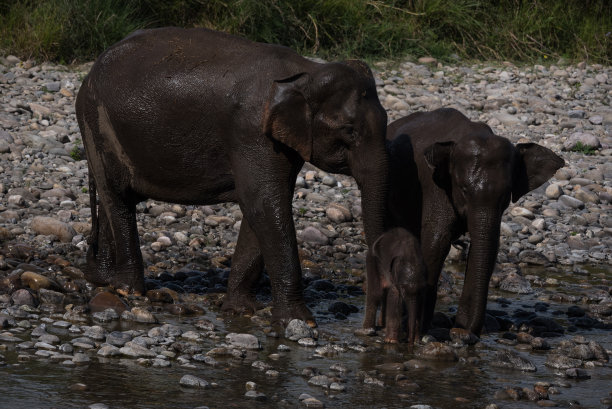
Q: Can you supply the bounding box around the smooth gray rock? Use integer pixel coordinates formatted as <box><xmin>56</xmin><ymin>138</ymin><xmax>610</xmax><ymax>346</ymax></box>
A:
<box><xmin>226</xmin><ymin>333</ymin><xmax>260</xmax><ymax>350</ymax></box>
<box><xmin>179</xmin><ymin>375</ymin><xmax>210</xmax><ymax>388</ymax></box>
<box><xmin>285</xmin><ymin>319</ymin><xmax>316</xmax><ymax>341</ymax></box>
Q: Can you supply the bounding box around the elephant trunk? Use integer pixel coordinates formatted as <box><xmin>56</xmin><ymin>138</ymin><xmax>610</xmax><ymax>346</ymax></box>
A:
<box><xmin>455</xmin><ymin>207</ymin><xmax>501</xmax><ymax>335</ymax></box>
<box><xmin>351</xmin><ymin>148</ymin><xmax>388</xmax><ymax>247</ymax></box>
<box><xmin>405</xmin><ymin>293</ymin><xmax>421</xmax><ymax>345</ymax></box>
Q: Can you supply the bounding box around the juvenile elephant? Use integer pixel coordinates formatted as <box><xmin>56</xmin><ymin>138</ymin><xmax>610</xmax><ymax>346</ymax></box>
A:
<box><xmin>386</xmin><ymin>108</ymin><xmax>564</xmax><ymax>335</ymax></box>
<box><xmin>75</xmin><ymin>27</ymin><xmax>389</xmax><ymax>326</ymax></box>
<box><xmin>364</xmin><ymin>227</ymin><xmax>426</xmax><ymax>344</ymax></box>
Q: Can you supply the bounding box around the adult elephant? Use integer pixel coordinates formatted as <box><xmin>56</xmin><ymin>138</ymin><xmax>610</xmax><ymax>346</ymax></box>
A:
<box><xmin>75</xmin><ymin>27</ymin><xmax>388</xmax><ymax>326</ymax></box>
<box><xmin>386</xmin><ymin>108</ymin><xmax>564</xmax><ymax>335</ymax></box>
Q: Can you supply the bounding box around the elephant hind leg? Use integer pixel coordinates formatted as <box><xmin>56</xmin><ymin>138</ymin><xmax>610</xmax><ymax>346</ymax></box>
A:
<box><xmin>85</xmin><ymin>198</ymin><xmax>116</xmax><ymax>287</ymax></box>
<box><xmin>86</xmin><ymin>171</ymin><xmax>144</xmax><ymax>295</ymax></box>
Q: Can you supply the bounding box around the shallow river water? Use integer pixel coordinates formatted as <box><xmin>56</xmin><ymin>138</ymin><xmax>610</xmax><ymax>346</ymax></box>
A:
<box><xmin>1</xmin><ymin>264</ymin><xmax>610</xmax><ymax>409</ymax></box>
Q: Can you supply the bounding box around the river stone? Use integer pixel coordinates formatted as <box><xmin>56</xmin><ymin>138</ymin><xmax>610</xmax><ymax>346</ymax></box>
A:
<box><xmin>510</xmin><ymin>206</ymin><xmax>534</xmax><ymax>219</ymax></box>
<box><xmin>92</xmin><ymin>309</ymin><xmax>119</xmax><ymax>322</ymax></box>
<box><xmin>558</xmin><ymin>195</ymin><xmax>584</xmax><ymax>209</ymax></box>
<box><xmin>531</xmin><ymin>218</ymin><xmax>546</xmax><ymax>230</ymax></box>
<box><xmin>11</xmin><ymin>289</ymin><xmax>36</xmax><ymax>306</ymax></box>
<box><xmin>490</xmin><ymin>349</ymin><xmax>537</xmax><ymax>372</ymax></box>
<box><xmin>326</xmin><ymin>203</ymin><xmax>352</xmax><ymax>223</ymax></box>
<box><xmin>83</xmin><ymin>325</ymin><xmax>107</xmax><ymax>340</ymax></box>
<box><xmin>285</xmin><ymin>319</ymin><xmax>316</xmax><ymax>341</ymax></box>
<box><xmin>72</xmin><ymin>353</ymin><xmax>90</xmax><ymax>364</ymax></box>
<box><xmin>226</xmin><ymin>333</ymin><xmax>261</xmax><ymax>349</ymax></box>
<box><xmin>123</xmin><ymin>307</ymin><xmax>156</xmax><ymax>323</ymax></box>
<box><xmin>545</xmin><ymin>353</ymin><xmax>583</xmax><ymax>369</ymax></box>
<box><xmin>416</xmin><ymin>342</ymin><xmax>457</xmax><ymax>361</ymax></box>
<box><xmin>299</xmin><ymin>226</ymin><xmax>329</xmax><ymax>245</ymax></box>
<box><xmin>301</xmin><ymin>397</ymin><xmax>324</xmax><ymax>408</ymax></box>
<box><xmin>298</xmin><ymin>337</ymin><xmax>317</xmax><ymax>347</ymax></box>
<box><xmin>39</xmin><ymin>288</ymin><xmax>65</xmax><ymax>305</ymax></box>
<box><xmin>518</xmin><ymin>250</ymin><xmax>550</xmax><ymax>266</ymax></box>
<box><xmin>30</xmin><ymin>216</ymin><xmax>76</xmax><ymax>242</ymax></box>
<box><xmin>563</xmin><ymin>132</ymin><xmax>600</xmax><ymax>150</ymax></box>
<box><xmin>499</xmin><ymin>271</ymin><xmax>533</xmax><ymax>293</ymax></box>
<box><xmin>574</xmin><ymin>188</ymin><xmax>599</xmax><ymax>204</ymax></box>
<box><xmin>0</xmin><ymin>315</ymin><xmax>16</xmax><ymax>329</ymax></box>
<box><xmin>149</xmin><ymin>323</ymin><xmax>182</xmax><ymax>337</ymax></box>
<box><xmin>588</xmin><ymin>115</ymin><xmax>603</xmax><ymax>125</ymax></box>
<box><xmin>29</xmin><ymin>103</ymin><xmax>51</xmax><ymax>119</ymax></box>
<box><xmin>545</xmin><ymin>184</ymin><xmax>563</xmax><ymax>199</ymax></box>
<box><xmin>179</xmin><ymin>374</ymin><xmax>210</xmax><ymax>388</ymax></box>
<box><xmin>0</xmin><ymin>332</ymin><xmax>21</xmax><ymax>342</ymax></box>
<box><xmin>568</xmin><ymin>344</ymin><xmax>595</xmax><ymax>360</ymax></box>
<box><xmin>39</xmin><ymin>333</ymin><xmax>60</xmax><ymax>344</ymax></box>
<box><xmin>244</xmin><ymin>390</ymin><xmax>266</xmax><ymax>400</ymax></box>
<box><xmin>20</xmin><ymin>271</ymin><xmax>59</xmax><ymax>291</ymax></box>
<box><xmin>89</xmin><ymin>291</ymin><xmax>128</xmax><ymax>314</ymax></box>
<box><xmin>119</xmin><ymin>342</ymin><xmax>156</xmax><ymax>358</ymax></box>
<box><xmin>449</xmin><ymin>328</ymin><xmax>479</xmax><ymax>345</ymax></box>
<box><xmin>97</xmin><ymin>345</ymin><xmax>121</xmax><ymax>357</ymax></box>
<box><xmin>308</xmin><ymin>375</ymin><xmax>331</xmax><ymax>388</ymax></box>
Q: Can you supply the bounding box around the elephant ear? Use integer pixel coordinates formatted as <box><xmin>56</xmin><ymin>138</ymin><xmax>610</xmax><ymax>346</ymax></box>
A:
<box><xmin>424</xmin><ymin>141</ymin><xmax>455</xmax><ymax>190</ymax></box>
<box><xmin>512</xmin><ymin>143</ymin><xmax>565</xmax><ymax>202</ymax></box>
<box><xmin>263</xmin><ymin>73</ymin><xmax>313</xmax><ymax>162</ymax></box>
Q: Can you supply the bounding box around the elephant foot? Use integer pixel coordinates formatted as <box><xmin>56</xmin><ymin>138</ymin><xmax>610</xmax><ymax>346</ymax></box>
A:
<box><xmin>221</xmin><ymin>292</ymin><xmax>261</xmax><ymax>315</ymax></box>
<box><xmin>355</xmin><ymin>327</ymin><xmax>376</xmax><ymax>336</ymax></box>
<box><xmin>84</xmin><ymin>266</ymin><xmax>144</xmax><ymax>296</ymax></box>
<box><xmin>383</xmin><ymin>328</ymin><xmax>400</xmax><ymax>343</ymax></box>
<box><xmin>83</xmin><ymin>266</ymin><xmax>112</xmax><ymax>288</ymax></box>
<box><xmin>272</xmin><ymin>302</ymin><xmax>316</xmax><ymax>328</ymax></box>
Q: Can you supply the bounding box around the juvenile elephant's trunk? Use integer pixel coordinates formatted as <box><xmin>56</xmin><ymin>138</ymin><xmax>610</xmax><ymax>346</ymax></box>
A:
<box><xmin>455</xmin><ymin>207</ymin><xmax>501</xmax><ymax>335</ymax></box>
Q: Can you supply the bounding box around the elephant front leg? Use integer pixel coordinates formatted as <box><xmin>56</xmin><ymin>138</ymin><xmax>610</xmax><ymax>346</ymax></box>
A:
<box><xmin>234</xmin><ymin>166</ymin><xmax>314</xmax><ymax>327</ymax></box>
<box><xmin>222</xmin><ymin>217</ymin><xmax>264</xmax><ymax>314</ymax></box>
<box><xmin>420</xmin><ymin>217</ymin><xmax>454</xmax><ymax>332</ymax></box>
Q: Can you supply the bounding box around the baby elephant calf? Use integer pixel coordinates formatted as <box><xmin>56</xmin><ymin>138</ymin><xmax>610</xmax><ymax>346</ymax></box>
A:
<box><xmin>364</xmin><ymin>227</ymin><xmax>427</xmax><ymax>344</ymax></box>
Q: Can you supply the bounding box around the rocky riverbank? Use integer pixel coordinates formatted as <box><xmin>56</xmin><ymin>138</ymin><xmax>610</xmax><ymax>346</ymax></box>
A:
<box><xmin>0</xmin><ymin>55</ymin><xmax>611</xmax><ymax>409</ymax></box>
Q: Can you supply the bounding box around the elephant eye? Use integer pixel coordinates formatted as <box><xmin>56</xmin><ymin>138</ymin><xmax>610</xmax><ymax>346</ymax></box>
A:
<box><xmin>342</xmin><ymin>125</ymin><xmax>358</xmax><ymax>144</ymax></box>
<box><xmin>361</xmin><ymin>90</ymin><xmax>367</xmax><ymax>98</ymax></box>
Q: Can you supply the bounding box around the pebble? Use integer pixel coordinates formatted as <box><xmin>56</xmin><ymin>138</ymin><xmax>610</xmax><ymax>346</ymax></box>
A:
<box><xmin>285</xmin><ymin>319</ymin><xmax>316</xmax><ymax>341</ymax></box>
<box><xmin>490</xmin><ymin>349</ymin><xmax>537</xmax><ymax>372</ymax></box>
<box><xmin>179</xmin><ymin>375</ymin><xmax>209</xmax><ymax>388</ymax></box>
<box><xmin>226</xmin><ymin>333</ymin><xmax>261</xmax><ymax>349</ymax></box>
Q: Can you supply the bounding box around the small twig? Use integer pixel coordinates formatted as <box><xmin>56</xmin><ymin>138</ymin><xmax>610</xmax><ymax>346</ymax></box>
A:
<box><xmin>307</xmin><ymin>13</ymin><xmax>319</xmax><ymax>54</ymax></box>
<box><xmin>366</xmin><ymin>1</ymin><xmax>425</xmax><ymax>16</ymax></box>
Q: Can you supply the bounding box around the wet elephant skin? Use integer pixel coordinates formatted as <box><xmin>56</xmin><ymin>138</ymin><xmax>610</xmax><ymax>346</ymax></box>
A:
<box><xmin>75</xmin><ymin>27</ymin><xmax>389</xmax><ymax>326</ymax></box>
<box><xmin>386</xmin><ymin>108</ymin><xmax>564</xmax><ymax>335</ymax></box>
<box><xmin>364</xmin><ymin>227</ymin><xmax>426</xmax><ymax>344</ymax></box>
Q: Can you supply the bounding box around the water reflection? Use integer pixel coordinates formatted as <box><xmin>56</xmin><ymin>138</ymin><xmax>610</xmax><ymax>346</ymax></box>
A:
<box><xmin>1</xmin><ymin>263</ymin><xmax>610</xmax><ymax>408</ymax></box>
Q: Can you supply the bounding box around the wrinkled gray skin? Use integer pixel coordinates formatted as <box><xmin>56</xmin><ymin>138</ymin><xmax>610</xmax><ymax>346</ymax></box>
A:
<box><xmin>387</xmin><ymin>108</ymin><xmax>564</xmax><ymax>335</ymax></box>
<box><xmin>364</xmin><ymin>227</ymin><xmax>426</xmax><ymax>344</ymax></box>
<box><xmin>75</xmin><ymin>27</ymin><xmax>388</xmax><ymax>326</ymax></box>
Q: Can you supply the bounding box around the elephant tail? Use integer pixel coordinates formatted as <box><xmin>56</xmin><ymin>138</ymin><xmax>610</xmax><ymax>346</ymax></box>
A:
<box><xmin>87</xmin><ymin>168</ymin><xmax>99</xmax><ymax>250</ymax></box>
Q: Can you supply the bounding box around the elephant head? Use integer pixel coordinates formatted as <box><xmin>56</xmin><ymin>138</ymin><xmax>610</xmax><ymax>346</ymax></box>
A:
<box><xmin>264</xmin><ymin>60</ymin><xmax>389</xmax><ymax>245</ymax></box>
<box><xmin>365</xmin><ymin>227</ymin><xmax>427</xmax><ymax>344</ymax></box>
<box><xmin>423</xmin><ymin>130</ymin><xmax>565</xmax><ymax>333</ymax></box>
